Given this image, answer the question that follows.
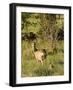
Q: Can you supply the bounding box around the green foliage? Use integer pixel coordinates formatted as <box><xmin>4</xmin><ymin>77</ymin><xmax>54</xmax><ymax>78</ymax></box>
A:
<box><xmin>21</xmin><ymin>13</ymin><xmax>64</xmax><ymax>45</ymax></box>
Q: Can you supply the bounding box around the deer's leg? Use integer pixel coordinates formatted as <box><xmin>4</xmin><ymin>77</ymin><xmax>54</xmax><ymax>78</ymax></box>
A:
<box><xmin>40</xmin><ymin>60</ymin><xmax>43</xmax><ymax>65</ymax></box>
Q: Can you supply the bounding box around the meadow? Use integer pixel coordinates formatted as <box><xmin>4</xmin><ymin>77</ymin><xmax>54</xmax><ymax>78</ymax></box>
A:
<box><xmin>21</xmin><ymin>40</ymin><xmax>64</xmax><ymax>77</ymax></box>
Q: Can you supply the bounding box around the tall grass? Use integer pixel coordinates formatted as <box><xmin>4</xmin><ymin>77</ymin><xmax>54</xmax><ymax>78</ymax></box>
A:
<box><xmin>21</xmin><ymin>40</ymin><xmax>64</xmax><ymax>77</ymax></box>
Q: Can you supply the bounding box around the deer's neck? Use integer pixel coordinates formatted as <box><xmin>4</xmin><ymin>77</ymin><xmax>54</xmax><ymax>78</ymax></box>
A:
<box><xmin>32</xmin><ymin>43</ymin><xmax>37</xmax><ymax>52</ymax></box>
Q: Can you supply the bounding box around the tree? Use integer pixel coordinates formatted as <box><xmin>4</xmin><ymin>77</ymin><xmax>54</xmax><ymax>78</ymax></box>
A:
<box><xmin>21</xmin><ymin>12</ymin><xmax>64</xmax><ymax>53</ymax></box>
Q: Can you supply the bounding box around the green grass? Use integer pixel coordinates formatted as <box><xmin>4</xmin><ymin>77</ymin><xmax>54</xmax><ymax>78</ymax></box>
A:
<box><xmin>21</xmin><ymin>40</ymin><xmax>64</xmax><ymax>77</ymax></box>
